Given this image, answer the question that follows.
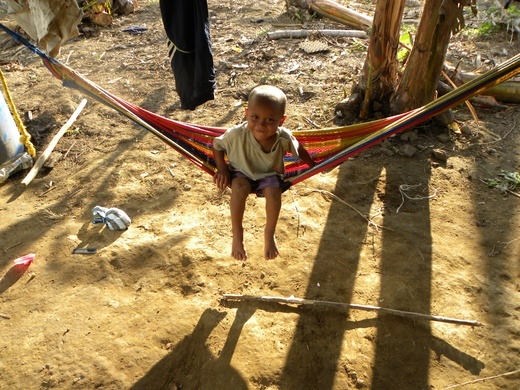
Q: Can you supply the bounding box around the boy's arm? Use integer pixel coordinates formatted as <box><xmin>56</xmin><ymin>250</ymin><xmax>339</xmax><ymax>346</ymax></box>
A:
<box><xmin>213</xmin><ymin>148</ymin><xmax>231</xmax><ymax>189</ymax></box>
<box><xmin>297</xmin><ymin>144</ymin><xmax>316</xmax><ymax>168</ymax></box>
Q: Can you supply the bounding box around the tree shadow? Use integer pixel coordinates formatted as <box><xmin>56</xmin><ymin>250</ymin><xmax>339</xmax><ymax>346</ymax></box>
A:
<box><xmin>131</xmin><ymin>307</ymin><xmax>250</xmax><ymax>390</ymax></box>
<box><xmin>278</xmin><ymin>130</ymin><xmax>485</xmax><ymax>388</ymax></box>
<box><xmin>216</xmin><ymin>299</ymin><xmax>484</xmax><ymax>388</ymax></box>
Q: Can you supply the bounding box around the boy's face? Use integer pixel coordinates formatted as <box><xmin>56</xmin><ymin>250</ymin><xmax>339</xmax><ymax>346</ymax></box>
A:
<box><xmin>245</xmin><ymin>98</ymin><xmax>287</xmax><ymax>143</ymax></box>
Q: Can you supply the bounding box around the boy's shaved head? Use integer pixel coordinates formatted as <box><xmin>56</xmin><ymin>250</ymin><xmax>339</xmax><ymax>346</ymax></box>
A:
<box><xmin>248</xmin><ymin>85</ymin><xmax>286</xmax><ymax>115</ymax></box>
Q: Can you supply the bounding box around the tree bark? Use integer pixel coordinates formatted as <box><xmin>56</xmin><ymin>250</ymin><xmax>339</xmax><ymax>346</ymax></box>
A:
<box><xmin>390</xmin><ymin>0</ymin><xmax>471</xmax><ymax>115</ymax></box>
<box><xmin>337</xmin><ymin>0</ymin><xmax>476</xmax><ymax>124</ymax></box>
<box><xmin>353</xmin><ymin>0</ymin><xmax>405</xmax><ymax>119</ymax></box>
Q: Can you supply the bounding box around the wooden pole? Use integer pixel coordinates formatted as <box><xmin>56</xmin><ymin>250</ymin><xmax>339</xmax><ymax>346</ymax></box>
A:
<box><xmin>307</xmin><ymin>0</ymin><xmax>373</xmax><ymax>30</ymax></box>
<box><xmin>21</xmin><ymin>99</ymin><xmax>87</xmax><ymax>186</ymax></box>
<box><xmin>221</xmin><ymin>294</ymin><xmax>484</xmax><ymax>327</ymax></box>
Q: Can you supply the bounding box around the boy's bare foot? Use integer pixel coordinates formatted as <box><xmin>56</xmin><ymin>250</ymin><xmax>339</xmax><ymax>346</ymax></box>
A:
<box><xmin>231</xmin><ymin>236</ymin><xmax>247</xmax><ymax>260</ymax></box>
<box><xmin>264</xmin><ymin>235</ymin><xmax>279</xmax><ymax>260</ymax></box>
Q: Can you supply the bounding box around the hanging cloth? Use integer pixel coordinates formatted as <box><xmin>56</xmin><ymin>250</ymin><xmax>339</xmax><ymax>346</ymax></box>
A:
<box><xmin>159</xmin><ymin>0</ymin><xmax>216</xmax><ymax>110</ymax></box>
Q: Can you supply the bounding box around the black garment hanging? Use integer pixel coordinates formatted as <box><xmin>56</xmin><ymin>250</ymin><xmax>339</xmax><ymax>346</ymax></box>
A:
<box><xmin>159</xmin><ymin>0</ymin><xmax>216</xmax><ymax>110</ymax></box>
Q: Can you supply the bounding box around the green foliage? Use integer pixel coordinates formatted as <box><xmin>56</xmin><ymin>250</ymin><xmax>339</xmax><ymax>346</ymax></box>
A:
<box><xmin>397</xmin><ymin>30</ymin><xmax>413</xmax><ymax>63</ymax></box>
<box><xmin>350</xmin><ymin>41</ymin><xmax>367</xmax><ymax>53</ymax></box>
<box><xmin>485</xmin><ymin>170</ymin><xmax>520</xmax><ymax>193</ymax></box>
<box><xmin>461</xmin><ymin>4</ymin><xmax>520</xmax><ymax>39</ymax></box>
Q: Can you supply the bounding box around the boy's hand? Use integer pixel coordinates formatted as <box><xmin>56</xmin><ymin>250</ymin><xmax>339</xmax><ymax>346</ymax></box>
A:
<box><xmin>213</xmin><ymin>169</ymin><xmax>231</xmax><ymax>190</ymax></box>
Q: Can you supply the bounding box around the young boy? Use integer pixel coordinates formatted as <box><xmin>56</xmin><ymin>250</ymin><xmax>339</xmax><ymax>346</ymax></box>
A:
<box><xmin>213</xmin><ymin>85</ymin><xmax>315</xmax><ymax>260</ymax></box>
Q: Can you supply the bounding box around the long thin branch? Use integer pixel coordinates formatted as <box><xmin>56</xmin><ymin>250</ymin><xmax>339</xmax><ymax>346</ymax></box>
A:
<box><xmin>444</xmin><ymin>368</ymin><xmax>520</xmax><ymax>389</ymax></box>
<box><xmin>222</xmin><ymin>294</ymin><xmax>484</xmax><ymax>327</ymax></box>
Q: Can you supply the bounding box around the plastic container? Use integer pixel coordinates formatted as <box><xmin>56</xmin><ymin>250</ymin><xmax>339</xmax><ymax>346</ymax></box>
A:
<box><xmin>0</xmin><ymin>152</ymin><xmax>33</xmax><ymax>183</ymax></box>
<box><xmin>0</xmin><ymin>89</ymin><xmax>24</xmax><ymax>165</ymax></box>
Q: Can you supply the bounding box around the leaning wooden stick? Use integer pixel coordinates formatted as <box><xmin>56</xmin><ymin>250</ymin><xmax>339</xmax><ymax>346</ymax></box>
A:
<box><xmin>21</xmin><ymin>98</ymin><xmax>87</xmax><ymax>186</ymax></box>
<box><xmin>221</xmin><ymin>294</ymin><xmax>484</xmax><ymax>327</ymax></box>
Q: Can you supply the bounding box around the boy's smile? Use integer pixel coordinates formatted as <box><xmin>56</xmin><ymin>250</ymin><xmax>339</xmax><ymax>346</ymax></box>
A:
<box><xmin>245</xmin><ymin>98</ymin><xmax>287</xmax><ymax>151</ymax></box>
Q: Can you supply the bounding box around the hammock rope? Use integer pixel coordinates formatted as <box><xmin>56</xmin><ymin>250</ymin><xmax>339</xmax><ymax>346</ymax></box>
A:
<box><xmin>1</xmin><ymin>22</ymin><xmax>519</xmax><ymax>190</ymax></box>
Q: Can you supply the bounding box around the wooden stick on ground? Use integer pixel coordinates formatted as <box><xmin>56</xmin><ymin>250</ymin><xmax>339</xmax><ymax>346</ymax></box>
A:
<box><xmin>267</xmin><ymin>29</ymin><xmax>368</xmax><ymax>40</ymax></box>
<box><xmin>22</xmin><ymin>99</ymin><xmax>87</xmax><ymax>186</ymax></box>
<box><xmin>221</xmin><ymin>294</ymin><xmax>484</xmax><ymax>327</ymax></box>
<box><xmin>444</xmin><ymin>368</ymin><xmax>520</xmax><ymax>389</ymax></box>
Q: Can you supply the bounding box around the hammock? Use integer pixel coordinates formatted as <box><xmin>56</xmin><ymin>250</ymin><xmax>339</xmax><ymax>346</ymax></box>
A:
<box><xmin>1</xmin><ymin>22</ymin><xmax>520</xmax><ymax>190</ymax></box>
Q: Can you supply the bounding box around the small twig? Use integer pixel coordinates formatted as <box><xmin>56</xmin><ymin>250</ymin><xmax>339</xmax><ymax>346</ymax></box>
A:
<box><xmin>306</xmin><ymin>188</ymin><xmax>390</xmax><ymax>231</ymax></box>
<box><xmin>301</xmin><ymin>116</ymin><xmax>320</xmax><ymax>128</ymax></box>
<box><xmin>26</xmin><ymin>273</ymin><xmax>36</xmax><ymax>284</ymax></box>
<box><xmin>63</xmin><ymin>140</ymin><xmax>77</xmax><ymax>159</ymax></box>
<box><xmin>397</xmin><ymin>184</ymin><xmax>437</xmax><ymax>213</ymax></box>
<box><xmin>0</xmin><ymin>313</ymin><xmax>11</xmax><ymax>319</ymax></box>
<box><xmin>65</xmin><ymin>50</ymin><xmax>73</xmax><ymax>64</ymax></box>
<box><xmin>107</xmin><ymin>76</ymin><xmax>122</xmax><ymax>85</ymax></box>
<box><xmin>67</xmin><ymin>188</ymin><xmax>81</xmax><ymax>198</ymax></box>
<box><xmin>40</xmin><ymin>185</ymin><xmax>57</xmax><ymax>196</ymax></box>
<box><xmin>501</xmin><ymin>237</ymin><xmax>520</xmax><ymax>249</ymax></box>
<box><xmin>3</xmin><ymin>242</ymin><xmax>21</xmax><ymax>253</ymax></box>
<box><xmin>488</xmin><ymin>244</ymin><xmax>497</xmax><ymax>257</ymax></box>
<box><xmin>442</xmin><ymin>70</ymin><xmax>479</xmax><ymax>123</ymax></box>
<box><xmin>444</xmin><ymin>368</ymin><xmax>520</xmax><ymax>389</ymax></box>
<box><xmin>503</xmin><ymin>110</ymin><xmax>520</xmax><ymax>140</ymax></box>
<box><xmin>290</xmin><ymin>191</ymin><xmax>302</xmax><ymax>238</ymax></box>
<box><xmin>507</xmin><ymin>189</ymin><xmax>520</xmax><ymax>198</ymax></box>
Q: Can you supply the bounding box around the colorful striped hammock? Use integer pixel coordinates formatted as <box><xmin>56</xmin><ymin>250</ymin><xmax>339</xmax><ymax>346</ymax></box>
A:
<box><xmin>1</xmin><ymin>22</ymin><xmax>520</xmax><ymax>190</ymax></box>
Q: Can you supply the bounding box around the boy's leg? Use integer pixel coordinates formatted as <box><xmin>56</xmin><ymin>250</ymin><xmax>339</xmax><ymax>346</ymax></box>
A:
<box><xmin>230</xmin><ymin>177</ymin><xmax>251</xmax><ymax>260</ymax></box>
<box><xmin>263</xmin><ymin>186</ymin><xmax>282</xmax><ymax>260</ymax></box>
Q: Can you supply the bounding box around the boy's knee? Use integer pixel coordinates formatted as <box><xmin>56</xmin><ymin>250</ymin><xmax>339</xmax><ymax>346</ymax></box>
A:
<box><xmin>232</xmin><ymin>178</ymin><xmax>252</xmax><ymax>194</ymax></box>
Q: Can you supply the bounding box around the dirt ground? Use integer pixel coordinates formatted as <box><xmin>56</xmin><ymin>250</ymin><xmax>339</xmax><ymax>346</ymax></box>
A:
<box><xmin>1</xmin><ymin>1</ymin><xmax>520</xmax><ymax>389</ymax></box>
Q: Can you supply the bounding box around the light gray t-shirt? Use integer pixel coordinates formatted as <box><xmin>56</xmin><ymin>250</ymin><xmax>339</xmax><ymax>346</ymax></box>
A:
<box><xmin>213</xmin><ymin>122</ymin><xmax>300</xmax><ymax>180</ymax></box>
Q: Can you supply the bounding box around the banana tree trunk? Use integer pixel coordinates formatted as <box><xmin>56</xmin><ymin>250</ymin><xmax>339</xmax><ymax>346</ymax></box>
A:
<box><xmin>356</xmin><ymin>0</ymin><xmax>405</xmax><ymax>118</ymax></box>
<box><xmin>391</xmin><ymin>0</ymin><xmax>471</xmax><ymax>115</ymax></box>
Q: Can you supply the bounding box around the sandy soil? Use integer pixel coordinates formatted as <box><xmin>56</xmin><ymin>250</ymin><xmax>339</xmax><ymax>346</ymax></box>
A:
<box><xmin>1</xmin><ymin>1</ymin><xmax>520</xmax><ymax>389</ymax></box>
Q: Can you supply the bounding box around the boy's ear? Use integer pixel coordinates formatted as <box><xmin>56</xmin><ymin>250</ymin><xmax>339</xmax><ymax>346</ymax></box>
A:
<box><xmin>279</xmin><ymin>115</ymin><xmax>287</xmax><ymax>125</ymax></box>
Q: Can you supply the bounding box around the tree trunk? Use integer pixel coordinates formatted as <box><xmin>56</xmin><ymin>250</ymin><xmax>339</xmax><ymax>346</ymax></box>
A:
<box><xmin>336</xmin><ymin>0</ymin><xmax>474</xmax><ymax>124</ymax></box>
<box><xmin>345</xmin><ymin>0</ymin><xmax>405</xmax><ymax>119</ymax></box>
<box><xmin>390</xmin><ymin>0</ymin><xmax>471</xmax><ymax>116</ymax></box>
